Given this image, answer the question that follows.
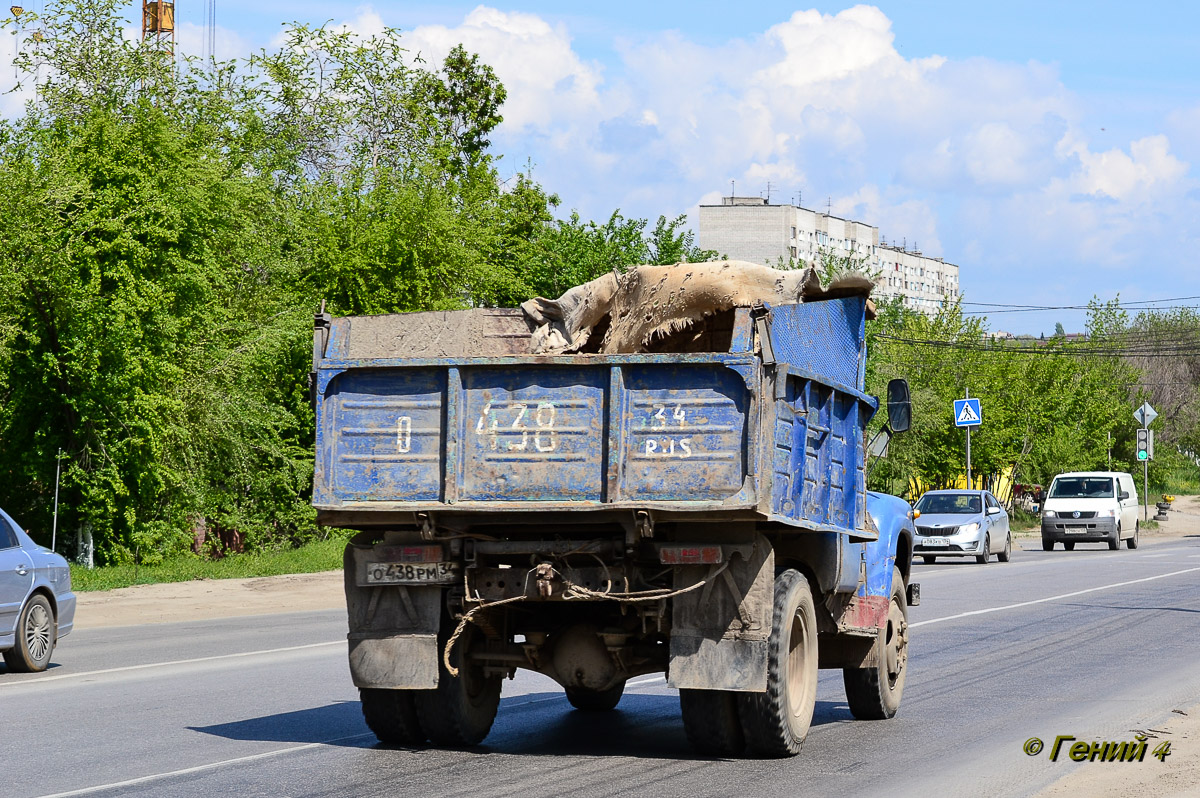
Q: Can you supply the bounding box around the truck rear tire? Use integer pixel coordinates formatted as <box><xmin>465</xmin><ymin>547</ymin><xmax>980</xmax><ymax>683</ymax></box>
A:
<box><xmin>680</xmin><ymin>689</ymin><xmax>745</xmax><ymax>757</ymax></box>
<box><xmin>414</xmin><ymin>614</ymin><xmax>502</xmax><ymax>746</ymax></box>
<box><xmin>360</xmin><ymin>688</ymin><xmax>426</xmax><ymax>746</ymax></box>
<box><xmin>566</xmin><ymin>681</ymin><xmax>626</xmax><ymax>711</ymax></box>
<box><xmin>843</xmin><ymin>567</ymin><xmax>908</xmax><ymax>720</ymax></box>
<box><xmin>737</xmin><ymin>569</ymin><xmax>818</xmax><ymax>757</ymax></box>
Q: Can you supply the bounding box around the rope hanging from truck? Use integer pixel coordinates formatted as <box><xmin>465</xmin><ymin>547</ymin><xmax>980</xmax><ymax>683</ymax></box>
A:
<box><xmin>442</xmin><ymin>559</ymin><xmax>734</xmax><ymax>677</ymax></box>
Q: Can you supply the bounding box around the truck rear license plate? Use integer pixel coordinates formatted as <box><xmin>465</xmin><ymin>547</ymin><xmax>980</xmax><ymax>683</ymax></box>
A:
<box><xmin>365</xmin><ymin>562</ymin><xmax>454</xmax><ymax>584</ymax></box>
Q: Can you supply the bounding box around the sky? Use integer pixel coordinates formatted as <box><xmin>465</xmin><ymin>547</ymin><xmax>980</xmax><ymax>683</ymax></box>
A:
<box><xmin>5</xmin><ymin>2</ymin><xmax>1200</xmax><ymax>334</ymax></box>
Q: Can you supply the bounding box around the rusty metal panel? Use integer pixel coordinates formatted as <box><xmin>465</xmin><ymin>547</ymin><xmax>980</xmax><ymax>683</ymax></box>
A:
<box><xmin>348</xmin><ymin>636</ymin><xmax>440</xmax><ymax>689</ymax></box>
<box><xmin>622</xmin><ymin>365</ymin><xmax>749</xmax><ymax>501</ymax></box>
<box><xmin>322</xmin><ymin>369</ymin><xmax>445</xmax><ymax>503</ymax></box>
<box><xmin>344</xmin><ymin>545</ymin><xmax>443</xmax><ymax>688</ymax></box>
<box><xmin>458</xmin><ymin>367</ymin><xmax>607</xmax><ymax>502</ymax></box>
<box><xmin>339</xmin><ymin>309</ymin><xmax>531</xmax><ymax>359</ymax></box>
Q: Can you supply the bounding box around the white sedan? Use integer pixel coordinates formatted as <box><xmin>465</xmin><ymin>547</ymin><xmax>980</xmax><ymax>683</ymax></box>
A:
<box><xmin>912</xmin><ymin>489</ymin><xmax>1012</xmax><ymax>565</ymax></box>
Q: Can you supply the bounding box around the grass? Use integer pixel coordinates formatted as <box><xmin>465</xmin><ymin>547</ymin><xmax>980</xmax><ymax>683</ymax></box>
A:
<box><xmin>1008</xmin><ymin>508</ymin><xmax>1042</xmax><ymax>533</ymax></box>
<box><xmin>70</xmin><ymin>536</ymin><xmax>349</xmax><ymax>592</ymax></box>
<box><xmin>1162</xmin><ymin>468</ymin><xmax>1200</xmax><ymax>495</ymax></box>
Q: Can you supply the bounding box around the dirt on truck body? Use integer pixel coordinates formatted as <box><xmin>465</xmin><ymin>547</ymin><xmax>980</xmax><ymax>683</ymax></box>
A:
<box><xmin>311</xmin><ymin>260</ymin><xmax>917</xmax><ymax>757</ymax></box>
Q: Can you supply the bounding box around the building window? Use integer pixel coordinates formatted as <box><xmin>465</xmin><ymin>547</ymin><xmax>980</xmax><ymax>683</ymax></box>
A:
<box><xmin>791</xmin><ymin>226</ymin><xmax>797</xmax><ymax>239</ymax></box>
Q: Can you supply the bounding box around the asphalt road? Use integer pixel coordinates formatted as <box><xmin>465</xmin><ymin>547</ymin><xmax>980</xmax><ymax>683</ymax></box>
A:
<box><xmin>4</xmin><ymin>533</ymin><xmax>1200</xmax><ymax>798</ymax></box>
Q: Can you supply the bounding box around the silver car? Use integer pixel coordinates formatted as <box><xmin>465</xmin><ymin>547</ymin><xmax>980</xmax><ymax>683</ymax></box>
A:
<box><xmin>1</xmin><ymin>507</ymin><xmax>76</xmax><ymax>672</ymax></box>
<box><xmin>912</xmin><ymin>489</ymin><xmax>1012</xmax><ymax>564</ymax></box>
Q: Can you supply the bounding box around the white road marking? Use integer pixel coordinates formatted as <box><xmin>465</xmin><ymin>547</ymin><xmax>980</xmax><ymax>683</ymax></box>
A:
<box><xmin>911</xmin><ymin>566</ymin><xmax>1200</xmax><ymax>628</ymax></box>
<box><xmin>0</xmin><ymin>641</ymin><xmax>342</xmax><ymax>689</ymax></box>
<box><xmin>627</xmin><ymin>675</ymin><xmax>666</xmax><ymax>688</ymax></box>
<box><xmin>35</xmin><ymin>733</ymin><xmax>376</xmax><ymax>798</ymax></box>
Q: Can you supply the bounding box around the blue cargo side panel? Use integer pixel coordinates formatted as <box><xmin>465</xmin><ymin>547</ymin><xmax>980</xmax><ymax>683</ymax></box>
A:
<box><xmin>622</xmin><ymin>365</ymin><xmax>748</xmax><ymax>501</ymax></box>
<box><xmin>771</xmin><ymin>376</ymin><xmax>868</xmax><ymax>533</ymax></box>
<box><xmin>323</xmin><ymin>369</ymin><xmax>445</xmax><ymax>503</ymax></box>
<box><xmin>458</xmin><ymin>368</ymin><xmax>607</xmax><ymax>502</ymax></box>
<box><xmin>766</xmin><ymin>298</ymin><xmax>867</xmax><ymax>391</ymax></box>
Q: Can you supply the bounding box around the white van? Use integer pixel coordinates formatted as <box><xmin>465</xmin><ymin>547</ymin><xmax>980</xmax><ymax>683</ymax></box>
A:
<box><xmin>1041</xmin><ymin>471</ymin><xmax>1139</xmax><ymax>551</ymax></box>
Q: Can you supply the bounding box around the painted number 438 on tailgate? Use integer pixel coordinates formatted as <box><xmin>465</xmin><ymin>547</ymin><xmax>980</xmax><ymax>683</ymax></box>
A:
<box><xmin>365</xmin><ymin>561</ymin><xmax>455</xmax><ymax>584</ymax></box>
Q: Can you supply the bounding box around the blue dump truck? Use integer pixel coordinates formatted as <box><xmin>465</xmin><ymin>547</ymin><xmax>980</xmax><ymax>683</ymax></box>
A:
<box><xmin>311</xmin><ymin>263</ymin><xmax>918</xmax><ymax>757</ymax></box>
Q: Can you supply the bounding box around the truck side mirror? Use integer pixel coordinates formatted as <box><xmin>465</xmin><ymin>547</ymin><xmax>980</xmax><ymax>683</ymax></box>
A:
<box><xmin>1119</xmin><ymin>490</ymin><xmax>1129</xmax><ymax>501</ymax></box>
<box><xmin>887</xmin><ymin>378</ymin><xmax>911</xmax><ymax>433</ymax></box>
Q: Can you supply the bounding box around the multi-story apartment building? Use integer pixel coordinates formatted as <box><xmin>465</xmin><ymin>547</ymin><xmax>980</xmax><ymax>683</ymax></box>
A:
<box><xmin>697</xmin><ymin>196</ymin><xmax>960</xmax><ymax>313</ymax></box>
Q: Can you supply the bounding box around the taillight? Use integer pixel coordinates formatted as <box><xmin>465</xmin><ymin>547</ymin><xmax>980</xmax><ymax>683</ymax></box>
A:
<box><xmin>375</xmin><ymin>544</ymin><xmax>444</xmax><ymax>562</ymax></box>
<box><xmin>659</xmin><ymin>545</ymin><xmax>722</xmax><ymax>565</ymax></box>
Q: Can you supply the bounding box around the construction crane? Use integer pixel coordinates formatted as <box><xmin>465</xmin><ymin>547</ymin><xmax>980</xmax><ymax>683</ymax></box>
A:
<box><xmin>141</xmin><ymin>2</ymin><xmax>216</xmax><ymax>61</ymax></box>
<box><xmin>141</xmin><ymin>1</ymin><xmax>174</xmax><ymax>55</ymax></box>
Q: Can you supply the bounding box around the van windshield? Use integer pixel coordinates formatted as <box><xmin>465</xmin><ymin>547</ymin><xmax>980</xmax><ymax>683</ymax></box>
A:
<box><xmin>1049</xmin><ymin>477</ymin><xmax>1114</xmax><ymax>499</ymax></box>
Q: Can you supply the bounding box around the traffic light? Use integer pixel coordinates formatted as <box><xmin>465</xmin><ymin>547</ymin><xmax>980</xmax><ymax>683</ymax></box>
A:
<box><xmin>1136</xmin><ymin>428</ymin><xmax>1154</xmax><ymax>461</ymax></box>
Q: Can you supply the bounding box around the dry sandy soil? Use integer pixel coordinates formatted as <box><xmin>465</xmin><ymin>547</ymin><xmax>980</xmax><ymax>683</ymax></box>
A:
<box><xmin>72</xmin><ymin>497</ymin><xmax>1200</xmax><ymax>796</ymax></box>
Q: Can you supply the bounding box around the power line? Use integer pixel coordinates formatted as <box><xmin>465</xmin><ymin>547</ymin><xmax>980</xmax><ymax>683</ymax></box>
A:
<box><xmin>960</xmin><ymin>294</ymin><xmax>1200</xmax><ymax>309</ymax></box>
<box><xmin>872</xmin><ymin>333</ymin><xmax>1200</xmax><ymax>359</ymax></box>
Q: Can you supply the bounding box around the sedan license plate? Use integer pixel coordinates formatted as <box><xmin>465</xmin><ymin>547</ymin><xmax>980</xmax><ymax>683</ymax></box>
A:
<box><xmin>924</xmin><ymin>538</ymin><xmax>948</xmax><ymax>547</ymax></box>
<box><xmin>365</xmin><ymin>561</ymin><xmax>455</xmax><ymax>585</ymax></box>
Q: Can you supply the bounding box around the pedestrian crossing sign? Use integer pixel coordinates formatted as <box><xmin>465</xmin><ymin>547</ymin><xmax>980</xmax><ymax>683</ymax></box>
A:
<box><xmin>954</xmin><ymin>398</ymin><xmax>982</xmax><ymax>427</ymax></box>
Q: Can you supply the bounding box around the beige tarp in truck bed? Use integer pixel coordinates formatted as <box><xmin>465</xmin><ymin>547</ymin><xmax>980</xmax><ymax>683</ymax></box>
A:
<box><xmin>520</xmin><ymin>259</ymin><xmax>875</xmax><ymax>354</ymax></box>
<box><xmin>322</xmin><ymin>260</ymin><xmax>875</xmax><ymax>360</ymax></box>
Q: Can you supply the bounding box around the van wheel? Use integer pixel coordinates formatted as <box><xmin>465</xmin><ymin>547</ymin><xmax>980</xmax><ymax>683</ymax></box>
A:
<box><xmin>1042</xmin><ymin>539</ymin><xmax>1054</xmax><ymax>552</ymax></box>
<box><xmin>1063</xmin><ymin>541</ymin><xmax>1075</xmax><ymax>551</ymax></box>
<box><xmin>1108</xmin><ymin>523</ymin><xmax>1121</xmax><ymax>551</ymax></box>
<box><xmin>1127</xmin><ymin>522</ymin><xmax>1139</xmax><ymax>549</ymax></box>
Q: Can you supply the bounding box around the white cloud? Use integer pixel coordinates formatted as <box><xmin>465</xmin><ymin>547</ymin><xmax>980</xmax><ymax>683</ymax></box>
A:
<box><xmin>1059</xmin><ymin>133</ymin><xmax>1188</xmax><ymax>202</ymax></box>
<box><xmin>407</xmin><ymin>7</ymin><xmax>605</xmax><ymax>133</ymax></box>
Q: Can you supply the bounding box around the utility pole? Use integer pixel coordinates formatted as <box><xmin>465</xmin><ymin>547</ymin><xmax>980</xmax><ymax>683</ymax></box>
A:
<box><xmin>51</xmin><ymin>448</ymin><xmax>62</xmax><ymax>552</ymax></box>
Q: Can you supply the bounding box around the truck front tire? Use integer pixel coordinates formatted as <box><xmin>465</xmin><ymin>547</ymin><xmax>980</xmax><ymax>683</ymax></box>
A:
<box><xmin>843</xmin><ymin>566</ymin><xmax>908</xmax><ymax>720</ymax></box>
<box><xmin>737</xmin><ymin>569</ymin><xmax>818</xmax><ymax>757</ymax></box>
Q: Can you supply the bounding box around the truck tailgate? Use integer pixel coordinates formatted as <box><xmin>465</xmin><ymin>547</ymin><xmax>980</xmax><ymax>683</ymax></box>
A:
<box><xmin>314</xmin><ymin>358</ymin><xmax>758</xmax><ymax>510</ymax></box>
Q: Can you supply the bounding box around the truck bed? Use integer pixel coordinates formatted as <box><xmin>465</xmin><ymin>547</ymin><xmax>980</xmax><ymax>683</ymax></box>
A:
<box><xmin>313</xmin><ymin>299</ymin><xmax>878</xmax><ymax>538</ymax></box>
